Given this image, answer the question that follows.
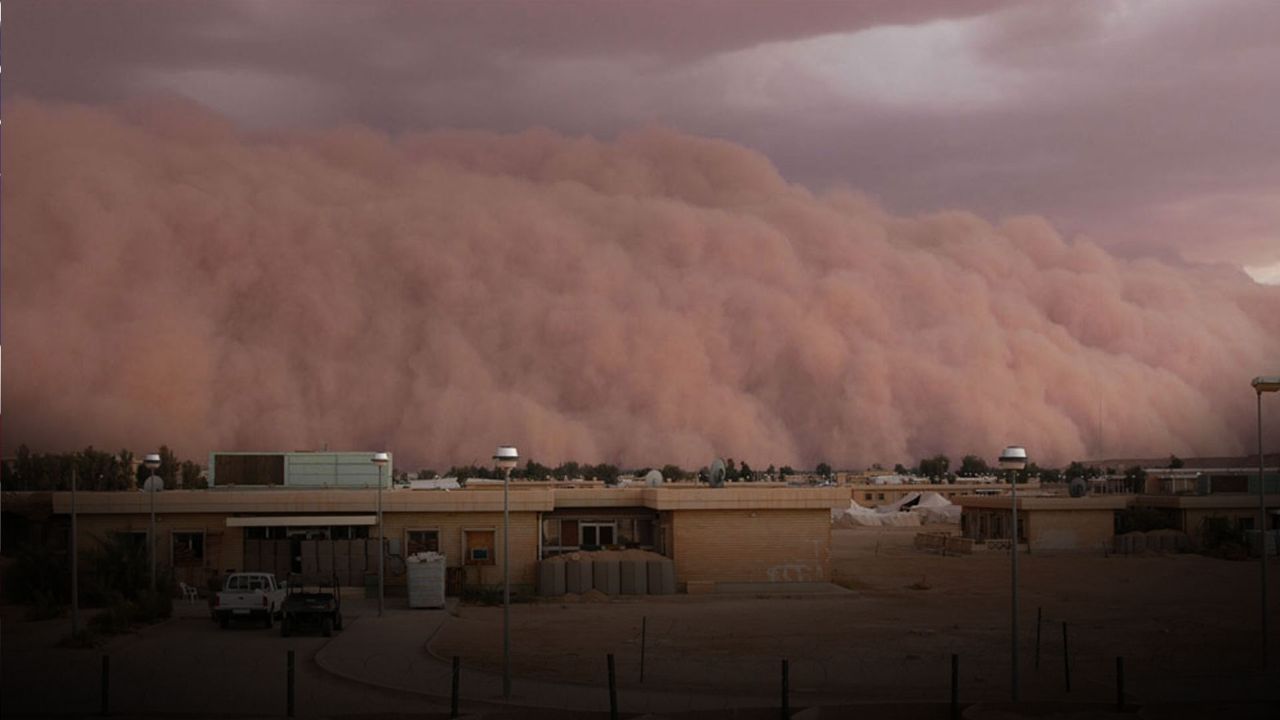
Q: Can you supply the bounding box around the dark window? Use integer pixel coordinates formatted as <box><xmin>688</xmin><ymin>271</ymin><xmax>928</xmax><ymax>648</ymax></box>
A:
<box><xmin>172</xmin><ymin>532</ymin><xmax>205</xmax><ymax>565</ymax></box>
<box><xmin>406</xmin><ymin>530</ymin><xmax>440</xmax><ymax>555</ymax></box>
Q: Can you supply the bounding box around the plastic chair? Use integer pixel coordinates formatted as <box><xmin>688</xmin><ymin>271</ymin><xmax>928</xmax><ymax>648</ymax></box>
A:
<box><xmin>178</xmin><ymin>581</ymin><xmax>199</xmax><ymax>603</ymax></box>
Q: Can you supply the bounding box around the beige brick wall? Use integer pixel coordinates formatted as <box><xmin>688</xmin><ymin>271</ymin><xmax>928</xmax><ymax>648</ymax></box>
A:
<box><xmin>381</xmin><ymin>511</ymin><xmax>540</xmax><ymax>587</ymax></box>
<box><xmin>670</xmin><ymin>508</ymin><xmax>830</xmax><ymax>584</ymax></box>
<box><xmin>1025</xmin><ymin>510</ymin><xmax>1114</xmax><ymax>551</ymax></box>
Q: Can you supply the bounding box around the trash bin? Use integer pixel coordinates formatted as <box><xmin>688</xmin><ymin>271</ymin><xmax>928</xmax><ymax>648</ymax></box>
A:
<box><xmin>407</xmin><ymin>552</ymin><xmax>447</xmax><ymax>608</ymax></box>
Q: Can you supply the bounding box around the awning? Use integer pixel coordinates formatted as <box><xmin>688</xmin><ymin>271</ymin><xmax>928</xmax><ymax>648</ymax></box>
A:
<box><xmin>225</xmin><ymin>515</ymin><xmax>377</xmax><ymax>527</ymax></box>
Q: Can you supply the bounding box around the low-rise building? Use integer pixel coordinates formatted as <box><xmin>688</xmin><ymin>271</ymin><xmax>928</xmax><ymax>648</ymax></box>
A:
<box><xmin>24</xmin><ymin>482</ymin><xmax>845</xmax><ymax>594</ymax></box>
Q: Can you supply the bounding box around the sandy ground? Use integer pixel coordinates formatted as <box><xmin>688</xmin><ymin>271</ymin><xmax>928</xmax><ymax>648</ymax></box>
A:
<box><xmin>431</xmin><ymin>525</ymin><xmax>1280</xmax><ymax>705</ymax></box>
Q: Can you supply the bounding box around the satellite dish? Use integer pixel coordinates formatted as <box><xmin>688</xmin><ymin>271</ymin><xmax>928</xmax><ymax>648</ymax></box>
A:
<box><xmin>1068</xmin><ymin>478</ymin><xmax>1087</xmax><ymax>497</ymax></box>
<box><xmin>644</xmin><ymin>469</ymin><xmax>664</xmax><ymax>487</ymax></box>
<box><xmin>708</xmin><ymin>458</ymin><xmax>727</xmax><ymax>488</ymax></box>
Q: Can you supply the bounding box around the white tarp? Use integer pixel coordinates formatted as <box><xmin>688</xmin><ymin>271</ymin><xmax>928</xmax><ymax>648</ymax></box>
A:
<box><xmin>831</xmin><ymin>492</ymin><xmax>958</xmax><ymax>527</ymax></box>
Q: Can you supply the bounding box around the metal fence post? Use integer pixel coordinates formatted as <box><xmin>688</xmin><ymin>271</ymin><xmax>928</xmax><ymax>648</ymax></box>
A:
<box><xmin>287</xmin><ymin>649</ymin><xmax>296</xmax><ymax>717</ymax></box>
<box><xmin>640</xmin><ymin>616</ymin><xmax>647</xmax><ymax>683</ymax></box>
<box><xmin>607</xmin><ymin>653</ymin><xmax>618</xmax><ymax>720</ymax></box>
<box><xmin>100</xmin><ymin>655</ymin><xmax>109</xmax><ymax>716</ymax></box>
<box><xmin>1061</xmin><ymin>622</ymin><xmax>1071</xmax><ymax>693</ymax></box>
<box><xmin>950</xmin><ymin>653</ymin><xmax>959</xmax><ymax>720</ymax></box>
<box><xmin>451</xmin><ymin>655</ymin><xmax>460</xmax><ymax>718</ymax></box>
<box><xmin>781</xmin><ymin>659</ymin><xmax>790</xmax><ymax>719</ymax></box>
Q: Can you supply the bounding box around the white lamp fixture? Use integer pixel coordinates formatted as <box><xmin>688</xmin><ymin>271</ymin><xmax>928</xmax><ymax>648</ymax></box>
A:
<box><xmin>371</xmin><ymin>452</ymin><xmax>390</xmax><ymax>618</ymax></box>
<box><xmin>998</xmin><ymin>444</ymin><xmax>1028</xmax><ymax>701</ymax></box>
<box><xmin>493</xmin><ymin>445</ymin><xmax>519</xmax><ymax>470</ymax></box>
<box><xmin>494</xmin><ymin>444</ymin><xmax>519</xmax><ymax>700</ymax></box>
<box><xmin>998</xmin><ymin>445</ymin><xmax>1028</xmax><ymax>471</ymax></box>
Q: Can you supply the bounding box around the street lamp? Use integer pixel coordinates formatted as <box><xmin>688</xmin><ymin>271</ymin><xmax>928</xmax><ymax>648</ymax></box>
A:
<box><xmin>371</xmin><ymin>452</ymin><xmax>390</xmax><ymax>619</ymax></box>
<box><xmin>999</xmin><ymin>445</ymin><xmax>1028</xmax><ymax>701</ymax></box>
<box><xmin>70</xmin><ymin>464</ymin><xmax>79</xmax><ymax>638</ymax></box>
<box><xmin>1252</xmin><ymin>376</ymin><xmax>1279</xmax><ymax>668</ymax></box>
<box><xmin>493</xmin><ymin>445</ymin><xmax>519</xmax><ymax>700</ymax></box>
<box><xmin>143</xmin><ymin>453</ymin><xmax>162</xmax><ymax>593</ymax></box>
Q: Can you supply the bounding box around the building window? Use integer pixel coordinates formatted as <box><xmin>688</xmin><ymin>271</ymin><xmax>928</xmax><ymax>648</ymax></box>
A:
<box><xmin>406</xmin><ymin>529</ymin><xmax>440</xmax><ymax>555</ymax></box>
<box><xmin>581</xmin><ymin>522</ymin><xmax>616</xmax><ymax>548</ymax></box>
<box><xmin>864</xmin><ymin>493</ymin><xmax>873</xmax><ymax>501</ymax></box>
<box><xmin>172</xmin><ymin>532</ymin><xmax>205</xmax><ymax>566</ymax></box>
<box><xmin>464</xmin><ymin>529</ymin><xmax>496</xmax><ymax>566</ymax></box>
<box><xmin>877</xmin><ymin>493</ymin><xmax>885</xmax><ymax>501</ymax></box>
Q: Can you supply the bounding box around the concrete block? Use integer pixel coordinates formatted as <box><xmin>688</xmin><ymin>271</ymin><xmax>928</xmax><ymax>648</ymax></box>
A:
<box><xmin>619</xmin><ymin>560</ymin><xmax>648</xmax><ymax>595</ymax></box>
<box><xmin>647</xmin><ymin>559</ymin><xmax>675</xmax><ymax>595</ymax></box>
<box><xmin>538</xmin><ymin>560</ymin><xmax>566</xmax><ymax>596</ymax></box>
<box><xmin>592</xmin><ymin>560</ymin><xmax>620</xmax><ymax>595</ymax></box>
<box><xmin>565</xmin><ymin>559</ymin><xmax>593</xmax><ymax>594</ymax></box>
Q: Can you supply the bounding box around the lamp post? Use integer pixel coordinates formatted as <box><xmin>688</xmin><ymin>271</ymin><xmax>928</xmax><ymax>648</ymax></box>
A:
<box><xmin>70</xmin><ymin>464</ymin><xmax>79</xmax><ymax>638</ymax></box>
<box><xmin>1252</xmin><ymin>376</ymin><xmax>1279</xmax><ymax>668</ymax></box>
<box><xmin>371</xmin><ymin>452</ymin><xmax>390</xmax><ymax>619</ymax></box>
<box><xmin>494</xmin><ymin>445</ymin><xmax>519</xmax><ymax>700</ymax></box>
<box><xmin>143</xmin><ymin>453</ymin><xmax>162</xmax><ymax>593</ymax></box>
<box><xmin>999</xmin><ymin>445</ymin><xmax>1028</xmax><ymax>701</ymax></box>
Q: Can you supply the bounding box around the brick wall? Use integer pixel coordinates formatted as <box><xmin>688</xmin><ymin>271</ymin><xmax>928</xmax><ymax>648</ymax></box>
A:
<box><xmin>1025</xmin><ymin>509</ymin><xmax>1115</xmax><ymax>551</ymax></box>
<box><xmin>670</xmin><ymin>508</ymin><xmax>830</xmax><ymax>584</ymax></box>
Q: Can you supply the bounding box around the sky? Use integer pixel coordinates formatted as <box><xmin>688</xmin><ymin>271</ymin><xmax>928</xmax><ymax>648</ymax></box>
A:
<box><xmin>3</xmin><ymin>1</ymin><xmax>1279</xmax><ymax>469</ymax></box>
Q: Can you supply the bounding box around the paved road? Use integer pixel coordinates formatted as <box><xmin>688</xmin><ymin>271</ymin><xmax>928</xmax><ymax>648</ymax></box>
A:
<box><xmin>2</xmin><ymin>600</ymin><xmax>450</xmax><ymax>719</ymax></box>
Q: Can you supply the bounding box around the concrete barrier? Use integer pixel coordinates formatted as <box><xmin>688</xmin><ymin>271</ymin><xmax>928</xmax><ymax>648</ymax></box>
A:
<box><xmin>593</xmin><ymin>560</ymin><xmax>620</xmax><ymax>595</ymax></box>
<box><xmin>538</xmin><ymin>560</ymin><xmax>566</xmax><ymax>596</ymax></box>
<box><xmin>565</xmin><ymin>559</ymin><xmax>593</xmax><ymax>593</ymax></box>
<box><xmin>619</xmin><ymin>560</ymin><xmax>648</xmax><ymax>595</ymax></box>
<box><xmin>647</xmin><ymin>559</ymin><xmax>676</xmax><ymax>595</ymax></box>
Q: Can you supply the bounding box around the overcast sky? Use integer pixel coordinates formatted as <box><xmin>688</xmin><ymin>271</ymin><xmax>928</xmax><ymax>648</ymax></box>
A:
<box><xmin>7</xmin><ymin>0</ymin><xmax>1279</xmax><ymax>282</ymax></box>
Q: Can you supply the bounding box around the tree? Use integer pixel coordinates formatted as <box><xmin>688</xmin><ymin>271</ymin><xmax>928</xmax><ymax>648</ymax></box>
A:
<box><xmin>739</xmin><ymin>461</ymin><xmax>754</xmax><ymax>482</ymax></box>
<box><xmin>660</xmin><ymin>464</ymin><xmax>686</xmax><ymax>481</ymax></box>
<box><xmin>1168</xmin><ymin>455</ymin><xmax>1185</xmax><ymax>469</ymax></box>
<box><xmin>815</xmin><ymin>462</ymin><xmax>833</xmax><ymax>478</ymax></box>
<box><xmin>417</xmin><ymin>468</ymin><xmax>438</xmax><ymax>480</ymax></box>
<box><xmin>893</xmin><ymin>463</ymin><xmax>907</xmax><ymax>475</ymax></box>
<box><xmin>592</xmin><ymin>463</ymin><xmax>620</xmax><ymax>485</ymax></box>
<box><xmin>158</xmin><ymin>446</ymin><xmax>180</xmax><ymax>489</ymax></box>
<box><xmin>554</xmin><ymin>461</ymin><xmax>582</xmax><ymax>480</ymax></box>
<box><xmin>522</xmin><ymin>459</ymin><xmax>552</xmax><ymax>481</ymax></box>
<box><xmin>917</xmin><ymin>454</ymin><xmax>950</xmax><ymax>480</ymax></box>
<box><xmin>180</xmin><ymin>460</ymin><xmax>206</xmax><ymax>489</ymax></box>
<box><xmin>779</xmin><ymin>466</ymin><xmax>795</xmax><ymax>477</ymax></box>
<box><xmin>958</xmin><ymin>455</ymin><xmax>989</xmax><ymax>477</ymax></box>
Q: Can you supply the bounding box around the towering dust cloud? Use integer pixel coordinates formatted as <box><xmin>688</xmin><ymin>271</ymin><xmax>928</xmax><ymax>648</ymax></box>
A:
<box><xmin>4</xmin><ymin>100</ymin><xmax>1278</xmax><ymax>468</ymax></box>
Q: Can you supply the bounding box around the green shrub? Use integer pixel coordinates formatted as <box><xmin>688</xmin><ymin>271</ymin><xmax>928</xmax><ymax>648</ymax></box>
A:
<box><xmin>89</xmin><ymin>596</ymin><xmax>138</xmax><ymax>635</ymax></box>
<box><xmin>3</xmin><ymin>543</ymin><xmax>69</xmax><ymax>604</ymax></box>
<box><xmin>23</xmin><ymin>590</ymin><xmax>66</xmax><ymax>621</ymax></box>
<box><xmin>136</xmin><ymin>588</ymin><xmax>173</xmax><ymax>622</ymax></box>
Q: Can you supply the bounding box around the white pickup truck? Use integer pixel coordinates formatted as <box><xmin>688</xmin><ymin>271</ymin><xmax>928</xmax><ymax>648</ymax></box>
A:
<box><xmin>213</xmin><ymin>572</ymin><xmax>287</xmax><ymax>629</ymax></box>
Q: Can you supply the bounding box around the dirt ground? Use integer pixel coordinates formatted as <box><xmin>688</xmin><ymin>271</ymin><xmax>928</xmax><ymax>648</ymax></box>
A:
<box><xmin>431</xmin><ymin>525</ymin><xmax>1280</xmax><ymax>706</ymax></box>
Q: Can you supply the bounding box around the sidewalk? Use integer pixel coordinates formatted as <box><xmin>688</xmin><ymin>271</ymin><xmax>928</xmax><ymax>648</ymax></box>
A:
<box><xmin>312</xmin><ymin>597</ymin><xmax>843</xmax><ymax>716</ymax></box>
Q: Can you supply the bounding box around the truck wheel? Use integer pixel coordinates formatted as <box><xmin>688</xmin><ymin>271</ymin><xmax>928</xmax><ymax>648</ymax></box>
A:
<box><xmin>264</xmin><ymin>609</ymin><xmax>274</xmax><ymax>629</ymax></box>
<box><xmin>322</xmin><ymin>617</ymin><xmax>333</xmax><ymax>638</ymax></box>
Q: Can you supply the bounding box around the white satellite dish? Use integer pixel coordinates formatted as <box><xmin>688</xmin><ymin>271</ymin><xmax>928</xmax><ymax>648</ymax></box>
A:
<box><xmin>644</xmin><ymin>469</ymin><xmax>663</xmax><ymax>487</ymax></box>
<box><xmin>708</xmin><ymin>458</ymin><xmax>727</xmax><ymax>488</ymax></box>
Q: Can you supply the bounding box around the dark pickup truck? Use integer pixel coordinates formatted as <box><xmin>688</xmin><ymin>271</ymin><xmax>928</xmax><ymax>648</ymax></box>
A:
<box><xmin>280</xmin><ymin>573</ymin><xmax>343</xmax><ymax>637</ymax></box>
